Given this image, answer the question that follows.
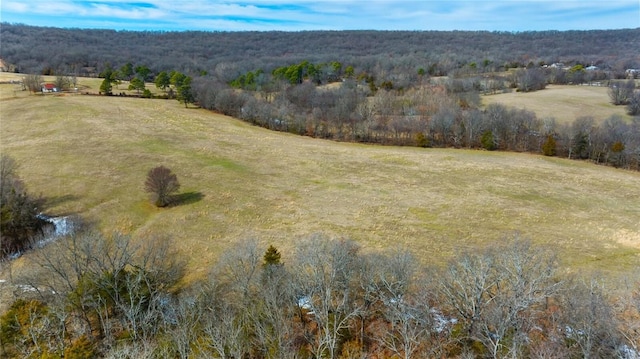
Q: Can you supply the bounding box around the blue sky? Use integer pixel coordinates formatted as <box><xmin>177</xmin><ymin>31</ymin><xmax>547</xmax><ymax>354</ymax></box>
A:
<box><xmin>1</xmin><ymin>1</ymin><xmax>639</xmax><ymax>32</ymax></box>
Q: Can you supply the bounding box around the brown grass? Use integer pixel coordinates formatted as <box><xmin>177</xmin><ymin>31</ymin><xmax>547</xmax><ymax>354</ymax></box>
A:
<box><xmin>1</xmin><ymin>75</ymin><xmax>639</xmax><ymax>287</ymax></box>
<box><xmin>482</xmin><ymin>84</ymin><xmax>632</xmax><ymax>124</ymax></box>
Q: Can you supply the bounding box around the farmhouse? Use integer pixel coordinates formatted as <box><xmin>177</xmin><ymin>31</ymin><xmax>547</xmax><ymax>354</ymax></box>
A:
<box><xmin>41</xmin><ymin>83</ymin><xmax>58</xmax><ymax>92</ymax></box>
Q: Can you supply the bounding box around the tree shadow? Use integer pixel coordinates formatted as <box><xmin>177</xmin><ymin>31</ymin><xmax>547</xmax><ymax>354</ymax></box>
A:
<box><xmin>170</xmin><ymin>191</ymin><xmax>204</xmax><ymax>207</ymax></box>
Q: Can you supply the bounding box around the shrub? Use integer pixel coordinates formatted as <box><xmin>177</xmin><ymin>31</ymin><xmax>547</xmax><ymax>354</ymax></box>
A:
<box><xmin>0</xmin><ymin>154</ymin><xmax>47</xmax><ymax>258</ymax></box>
<box><xmin>628</xmin><ymin>91</ymin><xmax>640</xmax><ymax>115</ymax></box>
<box><xmin>542</xmin><ymin>135</ymin><xmax>557</xmax><ymax>156</ymax></box>
<box><xmin>64</xmin><ymin>335</ymin><xmax>97</xmax><ymax>359</ymax></box>
<box><xmin>481</xmin><ymin>130</ymin><xmax>497</xmax><ymax>151</ymax></box>
<box><xmin>415</xmin><ymin>132</ymin><xmax>429</xmax><ymax>148</ymax></box>
<box><xmin>0</xmin><ymin>299</ymin><xmax>52</xmax><ymax>358</ymax></box>
<box><xmin>144</xmin><ymin>166</ymin><xmax>180</xmax><ymax>207</ymax></box>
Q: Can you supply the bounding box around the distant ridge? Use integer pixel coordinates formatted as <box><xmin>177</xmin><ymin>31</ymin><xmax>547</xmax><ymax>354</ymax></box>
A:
<box><xmin>1</xmin><ymin>23</ymin><xmax>638</xmax><ymax>76</ymax></box>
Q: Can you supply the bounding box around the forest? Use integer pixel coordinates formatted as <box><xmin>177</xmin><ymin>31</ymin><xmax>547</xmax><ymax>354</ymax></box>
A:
<box><xmin>1</xmin><ymin>23</ymin><xmax>640</xmax><ymax>358</ymax></box>
<box><xmin>2</xmin><ymin>224</ymin><xmax>640</xmax><ymax>359</ymax></box>
<box><xmin>1</xmin><ymin>24</ymin><xmax>639</xmax><ymax>77</ymax></box>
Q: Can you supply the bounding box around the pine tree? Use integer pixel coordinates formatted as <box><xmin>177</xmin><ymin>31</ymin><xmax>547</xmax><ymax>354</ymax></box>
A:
<box><xmin>263</xmin><ymin>245</ymin><xmax>282</xmax><ymax>267</ymax></box>
<box><xmin>542</xmin><ymin>135</ymin><xmax>556</xmax><ymax>156</ymax></box>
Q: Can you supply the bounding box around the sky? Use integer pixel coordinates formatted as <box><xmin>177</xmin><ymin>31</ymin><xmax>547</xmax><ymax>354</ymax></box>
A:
<box><xmin>1</xmin><ymin>0</ymin><xmax>639</xmax><ymax>32</ymax></box>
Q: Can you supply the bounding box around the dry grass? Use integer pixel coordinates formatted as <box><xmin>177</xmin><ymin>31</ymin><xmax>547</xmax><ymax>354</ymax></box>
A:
<box><xmin>1</xmin><ymin>76</ymin><xmax>639</xmax><ymax>287</ymax></box>
<box><xmin>482</xmin><ymin>84</ymin><xmax>632</xmax><ymax>124</ymax></box>
<box><xmin>0</xmin><ymin>72</ymin><xmax>161</xmax><ymax>99</ymax></box>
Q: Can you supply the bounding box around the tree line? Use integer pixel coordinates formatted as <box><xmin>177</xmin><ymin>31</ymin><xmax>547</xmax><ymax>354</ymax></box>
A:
<box><xmin>190</xmin><ymin>72</ymin><xmax>640</xmax><ymax>170</ymax></box>
<box><xmin>2</xmin><ymin>226</ymin><xmax>639</xmax><ymax>358</ymax></box>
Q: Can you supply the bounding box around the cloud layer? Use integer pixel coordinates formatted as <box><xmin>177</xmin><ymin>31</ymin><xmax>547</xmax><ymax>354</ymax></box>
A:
<box><xmin>2</xmin><ymin>0</ymin><xmax>639</xmax><ymax>31</ymax></box>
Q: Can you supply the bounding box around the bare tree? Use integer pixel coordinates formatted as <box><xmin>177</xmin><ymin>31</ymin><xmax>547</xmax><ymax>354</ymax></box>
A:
<box><xmin>292</xmin><ymin>235</ymin><xmax>363</xmax><ymax>359</ymax></box>
<box><xmin>616</xmin><ymin>279</ymin><xmax>640</xmax><ymax>356</ymax></box>
<box><xmin>609</xmin><ymin>80</ymin><xmax>635</xmax><ymax>105</ymax></box>
<box><xmin>21</xmin><ymin>230</ymin><xmax>183</xmax><ymax>346</ymax></box>
<box><xmin>438</xmin><ymin>236</ymin><xmax>560</xmax><ymax>358</ymax></box>
<box><xmin>22</xmin><ymin>74</ymin><xmax>42</xmax><ymax>93</ymax></box>
<box><xmin>561</xmin><ymin>277</ymin><xmax>622</xmax><ymax>359</ymax></box>
<box><xmin>144</xmin><ymin>166</ymin><xmax>180</xmax><ymax>207</ymax></box>
<box><xmin>373</xmin><ymin>250</ymin><xmax>433</xmax><ymax>359</ymax></box>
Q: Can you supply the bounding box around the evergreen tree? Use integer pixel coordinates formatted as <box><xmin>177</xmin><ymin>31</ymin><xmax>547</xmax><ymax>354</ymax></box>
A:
<box><xmin>263</xmin><ymin>245</ymin><xmax>282</xmax><ymax>267</ymax></box>
<box><xmin>128</xmin><ymin>77</ymin><xmax>145</xmax><ymax>95</ymax></box>
<box><xmin>481</xmin><ymin>130</ymin><xmax>497</xmax><ymax>150</ymax></box>
<box><xmin>155</xmin><ymin>71</ymin><xmax>171</xmax><ymax>92</ymax></box>
<box><xmin>176</xmin><ymin>76</ymin><xmax>194</xmax><ymax>108</ymax></box>
<box><xmin>542</xmin><ymin>135</ymin><xmax>556</xmax><ymax>156</ymax></box>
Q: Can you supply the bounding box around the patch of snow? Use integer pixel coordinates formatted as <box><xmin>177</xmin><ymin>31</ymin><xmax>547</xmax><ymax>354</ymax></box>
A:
<box><xmin>33</xmin><ymin>214</ymin><xmax>74</xmax><ymax>248</ymax></box>
<box><xmin>430</xmin><ymin>308</ymin><xmax>458</xmax><ymax>333</ymax></box>
<box><xmin>619</xmin><ymin>345</ymin><xmax>640</xmax><ymax>359</ymax></box>
<box><xmin>297</xmin><ymin>296</ymin><xmax>313</xmax><ymax>310</ymax></box>
<box><xmin>17</xmin><ymin>284</ymin><xmax>38</xmax><ymax>293</ymax></box>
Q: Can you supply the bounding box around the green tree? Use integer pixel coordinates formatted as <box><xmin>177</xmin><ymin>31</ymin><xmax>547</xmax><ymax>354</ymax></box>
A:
<box><xmin>0</xmin><ymin>299</ymin><xmax>59</xmax><ymax>358</ymax></box>
<box><xmin>263</xmin><ymin>245</ymin><xmax>282</xmax><ymax>267</ymax></box>
<box><xmin>481</xmin><ymin>130</ymin><xmax>496</xmax><ymax>150</ymax></box>
<box><xmin>120</xmin><ymin>62</ymin><xmax>134</xmax><ymax>81</ymax></box>
<box><xmin>128</xmin><ymin>77</ymin><xmax>145</xmax><ymax>95</ymax></box>
<box><xmin>99</xmin><ymin>65</ymin><xmax>118</xmax><ymax>95</ymax></box>
<box><xmin>176</xmin><ymin>76</ymin><xmax>194</xmax><ymax>108</ymax></box>
<box><xmin>1</xmin><ymin>155</ymin><xmax>46</xmax><ymax>258</ymax></box>
<box><xmin>135</xmin><ymin>65</ymin><xmax>151</xmax><ymax>81</ymax></box>
<box><xmin>155</xmin><ymin>71</ymin><xmax>171</xmax><ymax>92</ymax></box>
<box><xmin>170</xmin><ymin>71</ymin><xmax>187</xmax><ymax>88</ymax></box>
<box><xmin>542</xmin><ymin>135</ymin><xmax>556</xmax><ymax>156</ymax></box>
<box><xmin>344</xmin><ymin>65</ymin><xmax>355</xmax><ymax>78</ymax></box>
<box><xmin>415</xmin><ymin>132</ymin><xmax>429</xmax><ymax>148</ymax></box>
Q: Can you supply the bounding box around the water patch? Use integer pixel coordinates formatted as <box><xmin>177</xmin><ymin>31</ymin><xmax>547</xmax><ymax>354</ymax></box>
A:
<box><xmin>7</xmin><ymin>214</ymin><xmax>75</xmax><ymax>259</ymax></box>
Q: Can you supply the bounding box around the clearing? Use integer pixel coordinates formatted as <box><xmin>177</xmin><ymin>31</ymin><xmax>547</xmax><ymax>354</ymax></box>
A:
<box><xmin>1</xmin><ymin>76</ymin><xmax>639</xmax><ymax>284</ymax></box>
<box><xmin>482</xmin><ymin>84</ymin><xmax>632</xmax><ymax>124</ymax></box>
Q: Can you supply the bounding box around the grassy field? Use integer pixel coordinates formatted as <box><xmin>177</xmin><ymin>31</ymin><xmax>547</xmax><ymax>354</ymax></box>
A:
<box><xmin>1</xmin><ymin>75</ymin><xmax>639</xmax><ymax>285</ymax></box>
<box><xmin>0</xmin><ymin>72</ymin><xmax>161</xmax><ymax>99</ymax></box>
<box><xmin>482</xmin><ymin>84</ymin><xmax>632</xmax><ymax>124</ymax></box>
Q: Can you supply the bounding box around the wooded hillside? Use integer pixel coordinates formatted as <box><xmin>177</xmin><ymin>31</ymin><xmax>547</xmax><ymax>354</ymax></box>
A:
<box><xmin>1</xmin><ymin>24</ymin><xmax>638</xmax><ymax>77</ymax></box>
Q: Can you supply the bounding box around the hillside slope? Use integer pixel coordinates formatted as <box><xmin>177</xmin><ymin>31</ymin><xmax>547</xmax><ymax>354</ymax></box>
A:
<box><xmin>2</xmin><ymin>92</ymin><xmax>639</xmax><ymax>279</ymax></box>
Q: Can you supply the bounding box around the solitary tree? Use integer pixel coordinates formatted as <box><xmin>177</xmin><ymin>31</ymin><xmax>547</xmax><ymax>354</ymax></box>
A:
<box><xmin>22</xmin><ymin>74</ymin><xmax>43</xmax><ymax>93</ymax></box>
<box><xmin>144</xmin><ymin>166</ymin><xmax>180</xmax><ymax>207</ymax></box>
<box><xmin>263</xmin><ymin>245</ymin><xmax>282</xmax><ymax>267</ymax></box>
<box><xmin>608</xmin><ymin>80</ymin><xmax>635</xmax><ymax>105</ymax></box>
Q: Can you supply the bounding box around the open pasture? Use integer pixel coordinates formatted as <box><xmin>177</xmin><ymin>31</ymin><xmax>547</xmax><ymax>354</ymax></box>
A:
<box><xmin>1</xmin><ymin>78</ymin><xmax>639</xmax><ymax>283</ymax></box>
<box><xmin>482</xmin><ymin>84</ymin><xmax>632</xmax><ymax>124</ymax></box>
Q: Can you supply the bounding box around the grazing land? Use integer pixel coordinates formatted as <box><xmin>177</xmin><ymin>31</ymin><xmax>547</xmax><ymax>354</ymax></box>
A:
<box><xmin>482</xmin><ymin>84</ymin><xmax>633</xmax><ymax>124</ymax></box>
<box><xmin>1</xmin><ymin>77</ymin><xmax>639</xmax><ymax>283</ymax></box>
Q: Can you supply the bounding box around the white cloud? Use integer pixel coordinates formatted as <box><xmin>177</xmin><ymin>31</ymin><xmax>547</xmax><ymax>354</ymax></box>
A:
<box><xmin>1</xmin><ymin>0</ymin><xmax>638</xmax><ymax>31</ymax></box>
